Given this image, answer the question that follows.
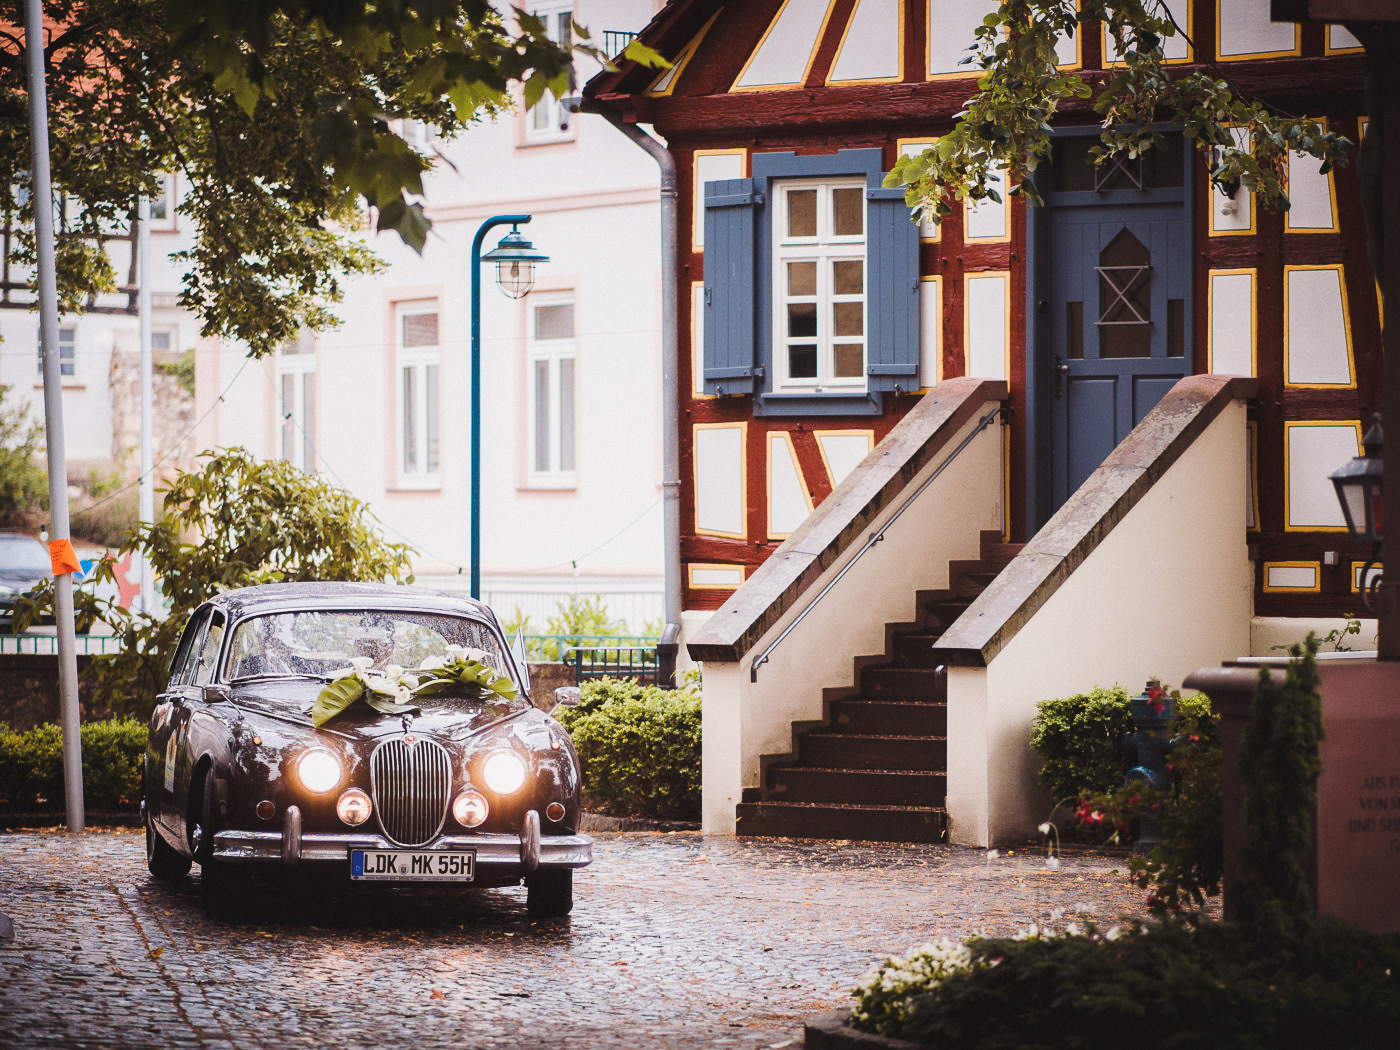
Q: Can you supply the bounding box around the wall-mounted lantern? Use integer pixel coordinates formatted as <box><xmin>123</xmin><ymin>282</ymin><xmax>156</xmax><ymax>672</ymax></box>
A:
<box><xmin>1330</xmin><ymin>414</ymin><xmax>1384</xmax><ymax>609</ymax></box>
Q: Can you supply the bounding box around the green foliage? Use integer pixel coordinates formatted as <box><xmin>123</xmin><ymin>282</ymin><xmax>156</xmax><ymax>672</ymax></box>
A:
<box><xmin>1236</xmin><ymin>634</ymin><xmax>1325</xmax><ymax>936</ymax></box>
<box><xmin>19</xmin><ymin>448</ymin><xmax>414</xmax><ymax>718</ymax></box>
<box><xmin>885</xmin><ymin>1</ymin><xmax>1351</xmax><ymax>224</ymax></box>
<box><xmin>155</xmin><ymin>347</ymin><xmax>197</xmax><ymax>397</ymax></box>
<box><xmin>0</xmin><ymin>718</ymin><xmax>144</xmax><ymax>811</ymax></box>
<box><xmin>555</xmin><ymin>677</ymin><xmax>700</xmax><ymax>821</ymax></box>
<box><xmin>0</xmin><ymin>1</ymin><xmax>664</xmax><ymax>356</ymax></box>
<box><xmin>1029</xmin><ymin>684</ymin><xmax>1132</xmax><ymax>804</ymax></box>
<box><xmin>0</xmin><ymin>384</ymin><xmax>48</xmax><ymax>526</ymax></box>
<box><xmin>852</xmin><ymin>918</ymin><xmax>1400</xmax><ymax>1048</ymax></box>
<box><xmin>507</xmin><ymin>595</ymin><xmax>651</xmax><ymax>661</ymax></box>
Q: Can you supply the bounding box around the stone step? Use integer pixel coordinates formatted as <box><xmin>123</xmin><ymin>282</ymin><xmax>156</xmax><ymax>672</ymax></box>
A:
<box><xmin>858</xmin><ymin>665</ymin><xmax>946</xmax><ymax>700</ymax></box>
<box><xmin>735</xmin><ymin>801</ymin><xmax>947</xmax><ymax>843</ymax></box>
<box><xmin>889</xmin><ymin>632</ymin><xmax>943</xmax><ymax>668</ymax></box>
<box><xmin>762</xmin><ymin>767</ymin><xmax>947</xmax><ymax>807</ymax></box>
<box><xmin>828</xmin><ymin>698</ymin><xmax>947</xmax><ymax>736</ymax></box>
<box><xmin>799</xmin><ymin>732</ymin><xmax>947</xmax><ymax>771</ymax></box>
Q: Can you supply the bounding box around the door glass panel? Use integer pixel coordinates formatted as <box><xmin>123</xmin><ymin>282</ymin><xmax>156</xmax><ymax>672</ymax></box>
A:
<box><xmin>788</xmin><ymin>303</ymin><xmax>817</xmax><ymax>338</ymax></box>
<box><xmin>833</xmin><ymin>344</ymin><xmax>863</xmax><ymax>378</ymax></box>
<box><xmin>834</xmin><ymin>301</ymin><xmax>863</xmax><ymax>337</ymax></box>
<box><xmin>832</xmin><ymin>188</ymin><xmax>863</xmax><ymax>236</ymax></box>
<box><xmin>789</xmin><ymin>345</ymin><xmax>817</xmax><ymax>378</ymax></box>
<box><xmin>787</xmin><ymin>190</ymin><xmax>817</xmax><ymax>237</ymax></box>
<box><xmin>832</xmin><ymin>259</ymin><xmax>862</xmax><ymax>294</ymax></box>
<box><xmin>787</xmin><ymin>261</ymin><xmax>816</xmax><ymax>296</ymax></box>
<box><xmin>1050</xmin><ymin>135</ymin><xmax>1184</xmax><ymax>193</ymax></box>
<box><xmin>1067</xmin><ymin>301</ymin><xmax>1084</xmax><ymax>360</ymax></box>
<box><xmin>1097</xmin><ymin>229</ymin><xmax>1152</xmax><ymax>359</ymax></box>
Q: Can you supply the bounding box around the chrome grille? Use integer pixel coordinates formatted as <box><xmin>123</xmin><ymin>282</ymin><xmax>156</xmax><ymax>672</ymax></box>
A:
<box><xmin>369</xmin><ymin>737</ymin><xmax>452</xmax><ymax>847</ymax></box>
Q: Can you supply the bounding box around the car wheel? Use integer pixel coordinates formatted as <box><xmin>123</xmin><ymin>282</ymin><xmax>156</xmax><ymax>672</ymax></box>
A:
<box><xmin>526</xmin><ymin>868</ymin><xmax>573</xmax><ymax>918</ymax></box>
<box><xmin>145</xmin><ymin>808</ymin><xmax>191</xmax><ymax>880</ymax></box>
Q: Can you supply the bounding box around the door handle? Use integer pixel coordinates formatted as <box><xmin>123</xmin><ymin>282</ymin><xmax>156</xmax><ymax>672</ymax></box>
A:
<box><xmin>1053</xmin><ymin>355</ymin><xmax>1069</xmax><ymax>399</ymax></box>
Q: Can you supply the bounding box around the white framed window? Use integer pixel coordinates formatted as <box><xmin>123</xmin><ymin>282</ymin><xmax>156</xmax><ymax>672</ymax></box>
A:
<box><xmin>770</xmin><ymin>178</ymin><xmax>867</xmax><ymax>392</ymax></box>
<box><xmin>524</xmin><ymin>2</ymin><xmax>574</xmax><ymax>144</ymax></box>
<box><xmin>36</xmin><ymin>325</ymin><xmax>76</xmax><ymax>377</ymax></box>
<box><xmin>396</xmin><ymin>305</ymin><xmax>441</xmax><ymax>486</ymax></box>
<box><xmin>147</xmin><ymin>173</ymin><xmax>177</xmax><ymax>231</ymax></box>
<box><xmin>277</xmin><ymin>332</ymin><xmax>317</xmax><ymax>472</ymax></box>
<box><xmin>527</xmin><ymin>296</ymin><xmax>576</xmax><ymax>486</ymax></box>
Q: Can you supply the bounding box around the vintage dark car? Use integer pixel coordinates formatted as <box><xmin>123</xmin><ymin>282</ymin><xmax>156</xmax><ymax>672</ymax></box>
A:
<box><xmin>142</xmin><ymin>581</ymin><xmax>591</xmax><ymax>916</ymax></box>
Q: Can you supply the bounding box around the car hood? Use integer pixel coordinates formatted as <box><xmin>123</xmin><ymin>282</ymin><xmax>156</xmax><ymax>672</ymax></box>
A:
<box><xmin>0</xmin><ymin>569</ymin><xmax>47</xmax><ymax>593</ymax></box>
<box><xmin>227</xmin><ymin>680</ymin><xmax>530</xmax><ymax>746</ymax></box>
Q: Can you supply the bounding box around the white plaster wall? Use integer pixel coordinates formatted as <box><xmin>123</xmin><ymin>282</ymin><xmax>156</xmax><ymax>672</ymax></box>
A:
<box><xmin>1251</xmin><ymin>615</ymin><xmax>1378</xmax><ymax>655</ymax></box>
<box><xmin>698</xmin><ymin>403</ymin><xmax>1006</xmax><ymax>833</ymax></box>
<box><xmin>945</xmin><ymin>401</ymin><xmax>1253</xmax><ymax>846</ymax></box>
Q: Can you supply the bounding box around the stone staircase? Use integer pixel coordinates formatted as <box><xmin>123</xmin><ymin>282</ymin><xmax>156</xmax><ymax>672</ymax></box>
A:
<box><xmin>735</xmin><ymin>531</ymin><xmax>1023</xmax><ymax>842</ymax></box>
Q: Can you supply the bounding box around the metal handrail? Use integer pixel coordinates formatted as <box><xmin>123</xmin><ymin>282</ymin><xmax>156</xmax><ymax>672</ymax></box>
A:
<box><xmin>750</xmin><ymin>404</ymin><xmax>1008</xmax><ymax>681</ymax></box>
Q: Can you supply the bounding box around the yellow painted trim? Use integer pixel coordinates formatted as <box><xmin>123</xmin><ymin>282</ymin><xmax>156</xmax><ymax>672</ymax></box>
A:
<box><xmin>963</xmin><ymin>270</ymin><xmax>1012</xmax><ymax>382</ymax></box>
<box><xmin>812</xmin><ymin>428</ymin><xmax>875</xmax><ymax>489</ymax></box>
<box><xmin>1206</xmin><ymin>267</ymin><xmax>1258</xmax><ymax>377</ymax></box>
<box><xmin>730</xmin><ymin>0</ymin><xmax>838</xmax><ymax>93</ymax></box>
<box><xmin>646</xmin><ymin>10</ymin><xmax>720</xmax><ymax>96</ymax></box>
<box><xmin>919</xmin><ymin>274</ymin><xmax>943</xmax><ymax>389</ymax></box>
<box><xmin>690</xmin><ymin>279</ymin><xmax>716</xmax><ymax>401</ymax></box>
<box><xmin>1351</xmin><ymin>561</ymin><xmax>1382</xmax><ymax>594</ymax></box>
<box><xmin>963</xmin><ymin>181</ymin><xmax>1012</xmax><ymax>244</ymax></box>
<box><xmin>1209</xmin><ymin>124</ymin><xmax>1257</xmax><ymax>237</ymax></box>
<box><xmin>1102</xmin><ymin>0</ymin><xmax>1195</xmax><ymax>66</ymax></box>
<box><xmin>766</xmin><ymin>430</ymin><xmax>816</xmax><ymax>539</ymax></box>
<box><xmin>687</xmin><ymin>562</ymin><xmax>746</xmax><ymax>590</ymax></box>
<box><xmin>1325</xmin><ymin>25</ymin><xmax>1364</xmax><ymax>55</ymax></box>
<box><xmin>1285</xmin><ymin>120</ymin><xmax>1340</xmax><ymax>234</ymax></box>
<box><xmin>1263</xmin><ymin>560</ymin><xmax>1321</xmax><ymax>593</ymax></box>
<box><xmin>896</xmin><ymin>138</ymin><xmax>941</xmax><ymax>243</ymax></box>
<box><xmin>692</xmin><ymin>147</ymin><xmax>750</xmax><ymax>254</ymax></box>
<box><xmin>1247</xmin><ymin>420</ymin><xmax>1260</xmax><ymax>532</ymax></box>
<box><xmin>693</xmin><ymin>421</ymin><xmax>749</xmax><ymax>540</ymax></box>
<box><xmin>1282</xmin><ymin>419</ymin><xmax>1363</xmax><ymax>533</ymax></box>
<box><xmin>826</xmin><ymin>0</ymin><xmax>907</xmax><ymax>86</ymax></box>
<box><xmin>1283</xmin><ymin>263</ymin><xmax>1356</xmax><ymax>389</ymax></box>
<box><xmin>1215</xmin><ymin>1</ymin><xmax>1301</xmax><ymax>62</ymax></box>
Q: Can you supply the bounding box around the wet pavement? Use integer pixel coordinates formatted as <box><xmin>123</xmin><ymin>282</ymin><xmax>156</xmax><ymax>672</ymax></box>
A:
<box><xmin>0</xmin><ymin>827</ymin><xmax>1159</xmax><ymax>1049</ymax></box>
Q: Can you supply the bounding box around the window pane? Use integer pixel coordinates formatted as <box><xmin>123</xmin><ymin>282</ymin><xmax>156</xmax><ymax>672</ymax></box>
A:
<box><xmin>402</xmin><ymin>366</ymin><xmax>418</xmax><ymax>474</ymax></box>
<box><xmin>832</xmin><ymin>187</ymin><xmax>863</xmax><ymax>236</ymax></box>
<box><xmin>535</xmin><ymin>303</ymin><xmax>575</xmax><ymax>340</ymax></box>
<box><xmin>402</xmin><ymin>312</ymin><xmax>439</xmax><ymax>347</ymax></box>
<box><xmin>788</xmin><ymin>303</ymin><xmax>817</xmax><ymax>338</ymax></box>
<box><xmin>787</xmin><ymin>261</ymin><xmax>816</xmax><ymax>297</ymax></box>
<box><xmin>151</xmin><ymin>329</ymin><xmax>174</xmax><ymax>352</ymax></box>
<box><xmin>559</xmin><ymin>358</ymin><xmax>575</xmax><ymax>472</ymax></box>
<box><xmin>832</xmin><ymin>259</ymin><xmax>863</xmax><ymax>295</ymax></box>
<box><xmin>303</xmin><ymin>375</ymin><xmax>317</xmax><ymax>471</ymax></box>
<box><xmin>534</xmin><ymin>360</ymin><xmax>551</xmax><ymax>472</ymax></box>
<box><xmin>834</xmin><ymin>301</ymin><xmax>863</xmax><ymax>337</ymax></box>
<box><xmin>789</xmin><ymin>345</ymin><xmax>817</xmax><ymax>378</ymax></box>
<box><xmin>833</xmin><ymin>344</ymin><xmax>864</xmax><ymax>378</ymax></box>
<box><xmin>425</xmin><ymin>364</ymin><xmax>440</xmax><ymax>473</ymax></box>
<box><xmin>787</xmin><ymin>190</ymin><xmax>817</xmax><ymax>238</ymax></box>
<box><xmin>281</xmin><ymin>374</ymin><xmax>295</xmax><ymax>463</ymax></box>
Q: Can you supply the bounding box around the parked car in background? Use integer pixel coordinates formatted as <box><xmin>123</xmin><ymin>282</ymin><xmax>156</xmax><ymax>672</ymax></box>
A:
<box><xmin>142</xmin><ymin>581</ymin><xmax>591</xmax><ymax>916</ymax></box>
<box><xmin>0</xmin><ymin>532</ymin><xmax>52</xmax><ymax>632</ymax></box>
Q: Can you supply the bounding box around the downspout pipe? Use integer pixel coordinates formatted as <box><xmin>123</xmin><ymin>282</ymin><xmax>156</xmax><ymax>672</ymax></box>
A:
<box><xmin>580</xmin><ymin>100</ymin><xmax>682</xmax><ymax>682</ymax></box>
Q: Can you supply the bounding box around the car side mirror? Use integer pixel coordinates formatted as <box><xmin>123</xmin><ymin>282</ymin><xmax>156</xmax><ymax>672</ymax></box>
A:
<box><xmin>535</xmin><ymin>685</ymin><xmax>580</xmax><ymax>714</ymax></box>
<box><xmin>510</xmin><ymin>627</ymin><xmax>533</xmax><ymax>696</ymax></box>
<box><xmin>202</xmin><ymin>684</ymin><xmax>231</xmax><ymax>703</ymax></box>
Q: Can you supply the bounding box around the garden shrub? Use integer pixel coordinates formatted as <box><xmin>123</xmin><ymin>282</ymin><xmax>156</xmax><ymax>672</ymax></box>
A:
<box><xmin>0</xmin><ymin>719</ymin><xmax>144</xmax><ymax>811</ymax></box>
<box><xmin>1029</xmin><ymin>684</ymin><xmax>1133</xmax><ymax>805</ymax></box>
<box><xmin>554</xmin><ymin>677</ymin><xmax>700</xmax><ymax>821</ymax></box>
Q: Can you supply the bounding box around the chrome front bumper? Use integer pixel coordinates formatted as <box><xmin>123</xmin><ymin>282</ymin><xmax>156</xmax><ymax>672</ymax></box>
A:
<box><xmin>213</xmin><ymin>805</ymin><xmax>592</xmax><ymax>872</ymax></box>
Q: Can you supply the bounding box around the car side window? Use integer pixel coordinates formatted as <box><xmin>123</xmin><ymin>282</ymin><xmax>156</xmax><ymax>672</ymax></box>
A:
<box><xmin>192</xmin><ymin>612</ymin><xmax>226</xmax><ymax>686</ymax></box>
<box><xmin>169</xmin><ymin>610</ymin><xmax>211</xmax><ymax>687</ymax></box>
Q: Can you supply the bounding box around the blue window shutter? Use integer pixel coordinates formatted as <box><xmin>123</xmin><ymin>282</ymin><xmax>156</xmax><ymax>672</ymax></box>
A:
<box><xmin>702</xmin><ymin>178</ymin><xmax>762</xmax><ymax>395</ymax></box>
<box><xmin>865</xmin><ymin>179</ymin><xmax>920</xmax><ymax>391</ymax></box>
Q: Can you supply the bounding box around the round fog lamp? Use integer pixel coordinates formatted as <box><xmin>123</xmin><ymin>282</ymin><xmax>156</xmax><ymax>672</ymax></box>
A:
<box><xmin>545</xmin><ymin>802</ymin><xmax>566</xmax><ymax>823</ymax></box>
<box><xmin>295</xmin><ymin>748</ymin><xmax>342</xmax><ymax>794</ymax></box>
<box><xmin>336</xmin><ymin>788</ymin><xmax>372</xmax><ymax>826</ymax></box>
<box><xmin>452</xmin><ymin>789</ymin><xmax>490</xmax><ymax>828</ymax></box>
<box><xmin>481</xmin><ymin>750</ymin><xmax>527</xmax><ymax>795</ymax></box>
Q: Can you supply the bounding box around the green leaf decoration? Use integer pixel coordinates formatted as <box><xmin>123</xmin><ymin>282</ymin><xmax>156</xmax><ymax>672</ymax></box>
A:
<box><xmin>411</xmin><ymin>659</ymin><xmax>518</xmax><ymax>703</ymax></box>
<box><xmin>310</xmin><ymin>674</ymin><xmax>368</xmax><ymax>728</ymax></box>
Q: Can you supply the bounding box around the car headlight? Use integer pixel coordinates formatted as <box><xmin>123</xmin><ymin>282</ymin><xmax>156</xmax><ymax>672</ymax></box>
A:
<box><xmin>336</xmin><ymin>788</ymin><xmax>372</xmax><ymax>825</ymax></box>
<box><xmin>480</xmin><ymin>750</ymin><xmax>527</xmax><ymax>795</ymax></box>
<box><xmin>452</xmin><ymin>790</ymin><xmax>489</xmax><ymax>828</ymax></box>
<box><xmin>294</xmin><ymin>748</ymin><xmax>342</xmax><ymax>794</ymax></box>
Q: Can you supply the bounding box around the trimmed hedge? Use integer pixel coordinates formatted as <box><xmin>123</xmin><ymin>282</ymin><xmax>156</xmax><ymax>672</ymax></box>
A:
<box><xmin>554</xmin><ymin>677</ymin><xmax>701</xmax><ymax>821</ymax></box>
<box><xmin>0</xmin><ymin>718</ymin><xmax>144</xmax><ymax>811</ymax></box>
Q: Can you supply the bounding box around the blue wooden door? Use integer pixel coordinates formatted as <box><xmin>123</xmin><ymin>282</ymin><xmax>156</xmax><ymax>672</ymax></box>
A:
<box><xmin>1037</xmin><ymin>134</ymin><xmax>1192</xmax><ymax>515</ymax></box>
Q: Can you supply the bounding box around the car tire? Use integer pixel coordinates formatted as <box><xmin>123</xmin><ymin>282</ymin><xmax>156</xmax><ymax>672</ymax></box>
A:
<box><xmin>525</xmin><ymin>868</ymin><xmax>573</xmax><ymax>918</ymax></box>
<box><xmin>145</xmin><ymin>809</ymin><xmax>191</xmax><ymax>880</ymax></box>
<box><xmin>194</xmin><ymin>766</ymin><xmax>243</xmax><ymax>913</ymax></box>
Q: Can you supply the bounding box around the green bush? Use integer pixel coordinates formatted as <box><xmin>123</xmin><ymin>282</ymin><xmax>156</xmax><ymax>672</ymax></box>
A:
<box><xmin>554</xmin><ymin>677</ymin><xmax>700</xmax><ymax>821</ymax></box>
<box><xmin>1029</xmin><ymin>684</ymin><xmax>1133</xmax><ymax>805</ymax></box>
<box><xmin>0</xmin><ymin>719</ymin><xmax>144</xmax><ymax>811</ymax></box>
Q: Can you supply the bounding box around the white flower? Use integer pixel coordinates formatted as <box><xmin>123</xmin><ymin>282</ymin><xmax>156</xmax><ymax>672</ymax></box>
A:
<box><xmin>349</xmin><ymin>656</ymin><xmax>373</xmax><ymax>672</ymax></box>
<box><xmin>986</xmin><ymin>849</ymin><xmax>999</xmax><ymax>862</ymax></box>
<box><xmin>1038</xmin><ymin>822</ymin><xmax>1052</xmax><ymax>835</ymax></box>
<box><xmin>385</xmin><ymin>663</ymin><xmax>405</xmax><ymax>678</ymax></box>
<box><xmin>419</xmin><ymin>655</ymin><xmax>446</xmax><ymax>671</ymax></box>
<box><xmin>1045</xmin><ymin>856</ymin><xmax>1061</xmax><ymax>870</ymax></box>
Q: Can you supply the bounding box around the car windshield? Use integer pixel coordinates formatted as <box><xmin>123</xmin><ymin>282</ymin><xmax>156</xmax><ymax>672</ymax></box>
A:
<box><xmin>0</xmin><ymin>535</ymin><xmax>52</xmax><ymax>574</ymax></box>
<box><xmin>225</xmin><ymin>609</ymin><xmax>515</xmax><ymax>688</ymax></box>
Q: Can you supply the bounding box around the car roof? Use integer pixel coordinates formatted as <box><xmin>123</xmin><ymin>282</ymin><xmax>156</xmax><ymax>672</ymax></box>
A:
<box><xmin>203</xmin><ymin>581</ymin><xmax>498</xmax><ymax>624</ymax></box>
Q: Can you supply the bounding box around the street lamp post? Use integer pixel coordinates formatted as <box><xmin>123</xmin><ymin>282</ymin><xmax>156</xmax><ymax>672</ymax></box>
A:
<box><xmin>469</xmin><ymin>215</ymin><xmax>548</xmax><ymax>600</ymax></box>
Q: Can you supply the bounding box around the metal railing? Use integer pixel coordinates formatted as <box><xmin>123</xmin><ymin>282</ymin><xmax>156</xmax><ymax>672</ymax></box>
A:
<box><xmin>749</xmin><ymin>404</ymin><xmax>1009</xmax><ymax>681</ymax></box>
<box><xmin>567</xmin><ymin>644</ymin><xmax>659</xmax><ymax>685</ymax></box>
<box><xmin>603</xmin><ymin>30</ymin><xmax>638</xmax><ymax>58</ymax></box>
<box><xmin>0</xmin><ymin>634</ymin><xmax>124</xmax><ymax>655</ymax></box>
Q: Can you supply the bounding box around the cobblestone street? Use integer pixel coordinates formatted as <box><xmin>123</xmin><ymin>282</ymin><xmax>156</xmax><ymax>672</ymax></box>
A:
<box><xmin>1</xmin><ymin>828</ymin><xmax>1156</xmax><ymax>1049</ymax></box>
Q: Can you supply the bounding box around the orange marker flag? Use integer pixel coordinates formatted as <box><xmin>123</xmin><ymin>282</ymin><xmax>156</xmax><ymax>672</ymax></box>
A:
<box><xmin>49</xmin><ymin>538</ymin><xmax>81</xmax><ymax>576</ymax></box>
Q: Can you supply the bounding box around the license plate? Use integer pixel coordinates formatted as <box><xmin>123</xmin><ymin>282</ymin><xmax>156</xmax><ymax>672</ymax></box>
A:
<box><xmin>350</xmin><ymin>849</ymin><xmax>475</xmax><ymax>882</ymax></box>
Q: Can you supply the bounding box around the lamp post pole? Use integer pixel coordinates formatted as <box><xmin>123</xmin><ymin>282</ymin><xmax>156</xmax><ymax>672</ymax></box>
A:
<box><xmin>469</xmin><ymin>214</ymin><xmax>534</xmax><ymax>600</ymax></box>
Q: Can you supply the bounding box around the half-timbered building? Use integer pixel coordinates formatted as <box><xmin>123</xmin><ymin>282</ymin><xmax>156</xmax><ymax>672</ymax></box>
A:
<box><xmin>585</xmin><ymin>0</ymin><xmax>1376</xmax><ymax>845</ymax></box>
